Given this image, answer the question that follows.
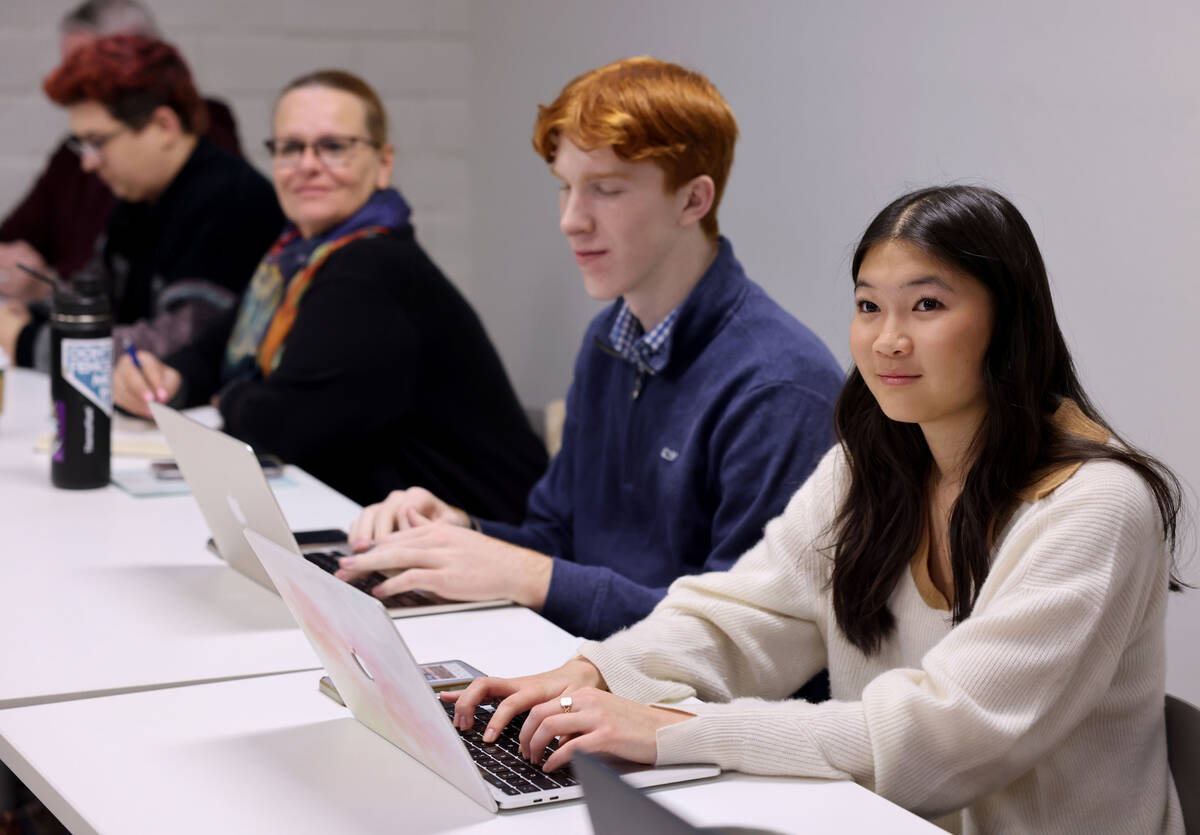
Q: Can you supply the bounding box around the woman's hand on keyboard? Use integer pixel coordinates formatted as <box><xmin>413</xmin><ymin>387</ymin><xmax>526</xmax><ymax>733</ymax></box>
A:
<box><xmin>442</xmin><ymin>657</ymin><xmax>691</xmax><ymax>772</ymax></box>
<box><xmin>521</xmin><ymin>687</ymin><xmax>693</xmax><ymax>772</ymax></box>
<box><xmin>441</xmin><ymin>657</ymin><xmax>605</xmax><ymax>742</ymax></box>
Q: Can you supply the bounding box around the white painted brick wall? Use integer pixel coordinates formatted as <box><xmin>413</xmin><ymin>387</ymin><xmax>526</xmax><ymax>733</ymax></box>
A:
<box><xmin>0</xmin><ymin>6</ymin><xmax>65</xmax><ymax>215</ymax></box>
<box><xmin>0</xmin><ymin>0</ymin><xmax>473</xmax><ymax>286</ymax></box>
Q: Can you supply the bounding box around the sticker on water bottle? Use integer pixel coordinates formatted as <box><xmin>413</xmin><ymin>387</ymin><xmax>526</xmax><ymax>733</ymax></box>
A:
<box><xmin>61</xmin><ymin>337</ymin><xmax>113</xmax><ymax>416</ymax></box>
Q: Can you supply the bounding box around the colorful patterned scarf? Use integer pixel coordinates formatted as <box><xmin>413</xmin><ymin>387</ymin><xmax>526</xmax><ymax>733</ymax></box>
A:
<box><xmin>222</xmin><ymin>188</ymin><xmax>412</xmax><ymax>381</ymax></box>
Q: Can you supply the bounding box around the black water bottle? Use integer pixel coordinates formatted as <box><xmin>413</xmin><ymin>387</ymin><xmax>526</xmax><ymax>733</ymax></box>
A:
<box><xmin>50</xmin><ymin>272</ymin><xmax>113</xmax><ymax>489</ymax></box>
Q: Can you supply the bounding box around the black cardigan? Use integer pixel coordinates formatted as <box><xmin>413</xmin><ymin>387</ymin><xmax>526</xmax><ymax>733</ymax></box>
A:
<box><xmin>14</xmin><ymin>137</ymin><xmax>283</xmax><ymax>368</ymax></box>
<box><xmin>167</xmin><ymin>227</ymin><xmax>548</xmax><ymax>518</ymax></box>
<box><xmin>102</xmin><ymin>137</ymin><xmax>283</xmax><ymax>325</ymax></box>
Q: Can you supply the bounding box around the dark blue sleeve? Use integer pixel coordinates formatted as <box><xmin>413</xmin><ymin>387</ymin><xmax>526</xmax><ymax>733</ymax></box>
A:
<box><xmin>539</xmin><ymin>381</ymin><xmax>837</xmax><ymax>639</ymax></box>
<box><xmin>703</xmin><ymin>381</ymin><xmax>838</xmax><ymax>571</ymax></box>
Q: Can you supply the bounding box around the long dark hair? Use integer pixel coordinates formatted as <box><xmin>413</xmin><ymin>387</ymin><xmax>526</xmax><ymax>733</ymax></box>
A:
<box><xmin>830</xmin><ymin>185</ymin><xmax>1184</xmax><ymax>654</ymax></box>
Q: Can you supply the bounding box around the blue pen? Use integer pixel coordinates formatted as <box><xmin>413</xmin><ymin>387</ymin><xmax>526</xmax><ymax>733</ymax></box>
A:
<box><xmin>124</xmin><ymin>344</ymin><xmax>161</xmax><ymax>402</ymax></box>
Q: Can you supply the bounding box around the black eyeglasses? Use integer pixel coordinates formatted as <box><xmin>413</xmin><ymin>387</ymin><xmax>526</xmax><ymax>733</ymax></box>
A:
<box><xmin>263</xmin><ymin>135</ymin><xmax>380</xmax><ymax>168</ymax></box>
<box><xmin>65</xmin><ymin>127</ymin><xmax>127</xmax><ymax>158</ymax></box>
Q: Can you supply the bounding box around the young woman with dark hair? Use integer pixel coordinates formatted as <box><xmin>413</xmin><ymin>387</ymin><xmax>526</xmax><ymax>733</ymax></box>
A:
<box><xmin>830</xmin><ymin>185</ymin><xmax>1183</xmax><ymax>651</ymax></box>
<box><xmin>440</xmin><ymin>185</ymin><xmax>1185</xmax><ymax>833</ymax></box>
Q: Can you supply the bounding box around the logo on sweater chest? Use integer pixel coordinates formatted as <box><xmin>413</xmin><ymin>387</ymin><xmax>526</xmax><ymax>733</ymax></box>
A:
<box><xmin>660</xmin><ymin>446</ymin><xmax>679</xmax><ymax>462</ymax></box>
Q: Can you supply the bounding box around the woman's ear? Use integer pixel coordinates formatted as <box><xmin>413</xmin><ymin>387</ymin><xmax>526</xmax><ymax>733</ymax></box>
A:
<box><xmin>375</xmin><ymin>143</ymin><xmax>395</xmax><ymax>189</ymax></box>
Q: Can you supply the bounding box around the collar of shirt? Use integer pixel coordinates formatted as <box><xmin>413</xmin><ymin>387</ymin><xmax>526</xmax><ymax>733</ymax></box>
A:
<box><xmin>607</xmin><ymin>301</ymin><xmax>679</xmax><ymax>375</ymax></box>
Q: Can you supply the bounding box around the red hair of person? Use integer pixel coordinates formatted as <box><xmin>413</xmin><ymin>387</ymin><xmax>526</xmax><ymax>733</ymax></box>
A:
<box><xmin>532</xmin><ymin>56</ymin><xmax>738</xmax><ymax>240</ymax></box>
<box><xmin>43</xmin><ymin>33</ymin><xmax>207</xmax><ymax>135</ymax></box>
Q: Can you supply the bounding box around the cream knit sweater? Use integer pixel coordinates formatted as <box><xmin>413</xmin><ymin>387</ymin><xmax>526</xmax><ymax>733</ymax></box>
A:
<box><xmin>579</xmin><ymin>445</ymin><xmax>1183</xmax><ymax>833</ymax></box>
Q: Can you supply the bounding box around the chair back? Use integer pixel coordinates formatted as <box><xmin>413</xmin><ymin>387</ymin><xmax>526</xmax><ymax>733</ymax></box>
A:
<box><xmin>523</xmin><ymin>398</ymin><xmax>567</xmax><ymax>457</ymax></box>
<box><xmin>1166</xmin><ymin>694</ymin><xmax>1200</xmax><ymax>831</ymax></box>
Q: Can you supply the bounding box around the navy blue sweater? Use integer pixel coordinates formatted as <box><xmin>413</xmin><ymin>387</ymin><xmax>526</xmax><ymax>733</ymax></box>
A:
<box><xmin>480</xmin><ymin>238</ymin><xmax>844</xmax><ymax>639</ymax></box>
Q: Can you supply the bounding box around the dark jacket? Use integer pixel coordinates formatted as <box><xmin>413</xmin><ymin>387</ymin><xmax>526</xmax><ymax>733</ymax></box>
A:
<box><xmin>167</xmin><ymin>227</ymin><xmax>548</xmax><ymax>517</ymax></box>
<box><xmin>14</xmin><ymin>136</ymin><xmax>282</xmax><ymax>368</ymax></box>
<box><xmin>101</xmin><ymin>137</ymin><xmax>282</xmax><ymax>330</ymax></box>
<box><xmin>480</xmin><ymin>237</ymin><xmax>845</xmax><ymax>639</ymax></box>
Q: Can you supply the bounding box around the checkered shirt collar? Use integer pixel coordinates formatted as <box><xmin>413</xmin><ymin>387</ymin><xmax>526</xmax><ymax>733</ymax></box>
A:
<box><xmin>607</xmin><ymin>301</ymin><xmax>679</xmax><ymax>374</ymax></box>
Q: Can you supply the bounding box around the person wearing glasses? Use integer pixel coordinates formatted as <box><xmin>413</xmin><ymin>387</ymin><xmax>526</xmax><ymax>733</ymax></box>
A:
<box><xmin>0</xmin><ymin>0</ymin><xmax>242</xmax><ymax>304</ymax></box>
<box><xmin>112</xmin><ymin>69</ymin><xmax>548</xmax><ymax>515</ymax></box>
<box><xmin>0</xmin><ymin>34</ymin><xmax>281</xmax><ymax>370</ymax></box>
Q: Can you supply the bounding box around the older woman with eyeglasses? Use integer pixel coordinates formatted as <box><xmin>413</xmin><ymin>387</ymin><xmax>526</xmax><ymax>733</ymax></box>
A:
<box><xmin>113</xmin><ymin>69</ymin><xmax>548</xmax><ymax>517</ymax></box>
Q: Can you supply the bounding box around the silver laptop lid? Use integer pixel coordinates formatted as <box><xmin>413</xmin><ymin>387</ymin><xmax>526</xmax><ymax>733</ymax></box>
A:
<box><xmin>149</xmin><ymin>402</ymin><xmax>296</xmax><ymax>591</ymax></box>
<box><xmin>150</xmin><ymin>402</ymin><xmax>514</xmax><ymax>620</ymax></box>
<box><xmin>244</xmin><ymin>528</ymin><xmax>498</xmax><ymax>813</ymax></box>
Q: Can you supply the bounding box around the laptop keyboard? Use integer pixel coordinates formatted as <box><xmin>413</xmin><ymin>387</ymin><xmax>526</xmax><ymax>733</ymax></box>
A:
<box><xmin>441</xmin><ymin>700</ymin><xmax>578</xmax><ymax>796</ymax></box>
<box><xmin>303</xmin><ymin>550</ymin><xmax>434</xmax><ymax>609</ymax></box>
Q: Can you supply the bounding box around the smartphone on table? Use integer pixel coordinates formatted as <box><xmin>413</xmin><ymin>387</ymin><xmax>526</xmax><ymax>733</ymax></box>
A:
<box><xmin>152</xmin><ymin>453</ymin><xmax>284</xmax><ymax>480</ymax></box>
<box><xmin>319</xmin><ymin>660</ymin><xmax>486</xmax><ymax>706</ymax></box>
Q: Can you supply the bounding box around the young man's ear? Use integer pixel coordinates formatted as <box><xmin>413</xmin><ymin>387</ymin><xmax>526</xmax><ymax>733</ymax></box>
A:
<box><xmin>677</xmin><ymin>174</ymin><xmax>716</xmax><ymax>230</ymax></box>
<box><xmin>148</xmin><ymin>105</ymin><xmax>185</xmax><ymax>146</ymax></box>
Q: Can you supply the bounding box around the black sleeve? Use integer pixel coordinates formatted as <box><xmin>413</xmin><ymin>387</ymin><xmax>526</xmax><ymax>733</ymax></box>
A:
<box><xmin>159</xmin><ymin>178</ymin><xmax>282</xmax><ymax>300</ymax></box>
<box><xmin>216</xmin><ymin>240</ymin><xmax>418</xmax><ymax>462</ymax></box>
<box><xmin>164</xmin><ymin>306</ymin><xmax>239</xmax><ymax>407</ymax></box>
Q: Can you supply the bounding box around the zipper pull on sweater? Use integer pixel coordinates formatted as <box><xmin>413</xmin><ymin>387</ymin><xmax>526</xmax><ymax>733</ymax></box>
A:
<box><xmin>632</xmin><ymin>369</ymin><xmax>646</xmax><ymax>400</ymax></box>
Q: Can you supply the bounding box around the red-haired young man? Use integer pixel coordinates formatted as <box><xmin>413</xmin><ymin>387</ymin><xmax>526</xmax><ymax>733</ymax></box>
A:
<box><xmin>343</xmin><ymin>57</ymin><xmax>843</xmax><ymax>646</ymax></box>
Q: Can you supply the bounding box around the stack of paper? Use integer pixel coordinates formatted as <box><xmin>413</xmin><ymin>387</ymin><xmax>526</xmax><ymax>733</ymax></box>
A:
<box><xmin>34</xmin><ymin>406</ymin><xmax>222</xmax><ymax>458</ymax></box>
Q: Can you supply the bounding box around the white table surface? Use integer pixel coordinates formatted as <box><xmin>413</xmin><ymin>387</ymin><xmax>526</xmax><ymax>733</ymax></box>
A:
<box><xmin>0</xmin><ymin>368</ymin><xmax>939</xmax><ymax>833</ymax></box>
<box><xmin>0</xmin><ymin>368</ymin><xmax>537</xmax><ymax>708</ymax></box>
<box><xmin>0</xmin><ymin>667</ymin><xmax>939</xmax><ymax>835</ymax></box>
<box><xmin>0</xmin><ymin>368</ymin><xmax>348</xmax><ymax>706</ymax></box>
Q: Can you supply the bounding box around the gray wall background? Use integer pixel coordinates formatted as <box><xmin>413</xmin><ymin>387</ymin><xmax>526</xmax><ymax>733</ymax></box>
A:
<box><xmin>2</xmin><ymin>0</ymin><xmax>1197</xmax><ymax>701</ymax></box>
<box><xmin>0</xmin><ymin>0</ymin><xmax>474</xmax><ymax>282</ymax></box>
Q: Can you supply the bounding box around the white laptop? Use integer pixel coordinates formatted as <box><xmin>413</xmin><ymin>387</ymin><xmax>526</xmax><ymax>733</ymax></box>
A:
<box><xmin>244</xmin><ymin>528</ymin><xmax>720</xmax><ymax>812</ymax></box>
<box><xmin>149</xmin><ymin>401</ymin><xmax>508</xmax><ymax>618</ymax></box>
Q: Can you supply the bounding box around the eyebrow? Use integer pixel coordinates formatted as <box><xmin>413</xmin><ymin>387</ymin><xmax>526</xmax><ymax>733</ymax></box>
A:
<box><xmin>854</xmin><ymin>275</ymin><xmax>956</xmax><ymax>292</ymax></box>
<box><xmin>550</xmin><ymin>168</ymin><xmax>631</xmax><ymax>183</ymax></box>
